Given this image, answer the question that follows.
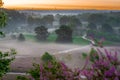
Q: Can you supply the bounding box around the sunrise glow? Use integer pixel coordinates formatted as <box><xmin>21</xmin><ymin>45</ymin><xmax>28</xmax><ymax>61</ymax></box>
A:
<box><xmin>2</xmin><ymin>0</ymin><xmax>120</xmax><ymax>10</ymax></box>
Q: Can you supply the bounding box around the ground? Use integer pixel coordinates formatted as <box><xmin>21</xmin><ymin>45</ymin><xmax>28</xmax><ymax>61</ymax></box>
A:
<box><xmin>0</xmin><ymin>40</ymin><xmax>120</xmax><ymax>80</ymax></box>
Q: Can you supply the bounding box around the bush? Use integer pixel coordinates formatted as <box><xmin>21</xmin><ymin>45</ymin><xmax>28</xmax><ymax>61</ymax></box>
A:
<box><xmin>18</xmin><ymin>33</ymin><xmax>25</xmax><ymax>41</ymax></box>
<box><xmin>17</xmin><ymin>53</ymin><xmax>80</xmax><ymax>80</ymax></box>
<box><xmin>0</xmin><ymin>49</ymin><xmax>16</xmax><ymax>78</ymax></box>
<box><xmin>81</xmin><ymin>48</ymin><xmax>120</xmax><ymax>80</ymax></box>
<box><xmin>41</xmin><ymin>52</ymin><xmax>55</xmax><ymax>63</ymax></box>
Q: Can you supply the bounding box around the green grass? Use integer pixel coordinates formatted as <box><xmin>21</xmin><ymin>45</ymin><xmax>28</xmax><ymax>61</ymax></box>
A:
<box><xmin>24</xmin><ymin>33</ymin><xmax>90</xmax><ymax>45</ymax></box>
<box><xmin>47</xmin><ymin>33</ymin><xmax>57</xmax><ymax>42</ymax></box>
<box><xmin>24</xmin><ymin>33</ymin><xmax>119</xmax><ymax>46</ymax></box>
<box><xmin>73</xmin><ymin>36</ymin><xmax>90</xmax><ymax>45</ymax></box>
<box><xmin>103</xmin><ymin>41</ymin><xmax>113</xmax><ymax>45</ymax></box>
<box><xmin>24</xmin><ymin>34</ymin><xmax>36</xmax><ymax>41</ymax></box>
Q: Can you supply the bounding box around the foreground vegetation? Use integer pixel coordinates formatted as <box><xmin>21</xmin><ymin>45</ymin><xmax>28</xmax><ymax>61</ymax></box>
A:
<box><xmin>16</xmin><ymin>47</ymin><xmax>120</xmax><ymax>80</ymax></box>
<box><xmin>0</xmin><ymin>1</ymin><xmax>17</xmax><ymax>79</ymax></box>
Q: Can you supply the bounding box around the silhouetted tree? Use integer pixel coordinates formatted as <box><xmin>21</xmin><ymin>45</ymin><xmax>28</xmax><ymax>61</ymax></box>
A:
<box><xmin>55</xmin><ymin>25</ymin><xmax>73</xmax><ymax>43</ymax></box>
<box><xmin>34</xmin><ymin>26</ymin><xmax>49</xmax><ymax>41</ymax></box>
<box><xmin>18</xmin><ymin>33</ymin><xmax>25</xmax><ymax>41</ymax></box>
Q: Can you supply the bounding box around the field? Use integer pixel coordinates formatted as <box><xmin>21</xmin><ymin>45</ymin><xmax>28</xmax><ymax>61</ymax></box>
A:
<box><xmin>24</xmin><ymin>33</ymin><xmax>117</xmax><ymax>46</ymax></box>
<box><xmin>0</xmin><ymin>33</ymin><xmax>120</xmax><ymax>80</ymax></box>
<box><xmin>0</xmin><ymin>39</ymin><xmax>120</xmax><ymax>80</ymax></box>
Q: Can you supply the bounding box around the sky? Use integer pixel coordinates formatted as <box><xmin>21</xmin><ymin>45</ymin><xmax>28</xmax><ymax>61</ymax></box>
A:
<box><xmin>2</xmin><ymin>0</ymin><xmax>120</xmax><ymax>10</ymax></box>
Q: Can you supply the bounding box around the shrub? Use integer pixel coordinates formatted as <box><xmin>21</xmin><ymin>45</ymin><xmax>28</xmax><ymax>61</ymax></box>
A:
<box><xmin>41</xmin><ymin>52</ymin><xmax>55</xmax><ymax>62</ymax></box>
<box><xmin>81</xmin><ymin>48</ymin><xmax>120</xmax><ymax>80</ymax></box>
<box><xmin>18</xmin><ymin>33</ymin><xmax>25</xmax><ymax>41</ymax></box>
<box><xmin>17</xmin><ymin>53</ymin><xmax>80</xmax><ymax>80</ymax></box>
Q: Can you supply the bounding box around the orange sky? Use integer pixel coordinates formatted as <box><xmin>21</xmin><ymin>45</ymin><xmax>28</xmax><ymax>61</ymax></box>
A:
<box><xmin>2</xmin><ymin>0</ymin><xmax>120</xmax><ymax>10</ymax></box>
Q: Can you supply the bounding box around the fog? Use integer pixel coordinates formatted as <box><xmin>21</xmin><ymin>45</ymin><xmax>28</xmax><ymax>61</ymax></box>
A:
<box><xmin>0</xmin><ymin>39</ymin><xmax>87</xmax><ymax>57</ymax></box>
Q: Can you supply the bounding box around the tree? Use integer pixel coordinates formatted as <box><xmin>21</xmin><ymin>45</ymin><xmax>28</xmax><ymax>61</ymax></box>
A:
<box><xmin>55</xmin><ymin>25</ymin><xmax>73</xmax><ymax>43</ymax></box>
<box><xmin>34</xmin><ymin>26</ymin><xmax>49</xmax><ymax>41</ymax></box>
<box><xmin>88</xmin><ymin>14</ymin><xmax>107</xmax><ymax>25</ymax></box>
<box><xmin>42</xmin><ymin>15</ymin><xmax>54</xmax><ymax>24</ymax></box>
<box><xmin>18</xmin><ymin>33</ymin><xmax>25</xmax><ymax>41</ymax></box>
<box><xmin>106</xmin><ymin>16</ymin><xmax>120</xmax><ymax>27</ymax></box>
<box><xmin>87</xmin><ymin>22</ymin><xmax>97</xmax><ymax>30</ymax></box>
<box><xmin>60</xmin><ymin>16</ymin><xmax>81</xmax><ymax>27</ymax></box>
<box><xmin>101</xmin><ymin>23</ymin><xmax>114</xmax><ymax>33</ymax></box>
<box><xmin>0</xmin><ymin>1</ymin><xmax>7</xmax><ymax>35</ymax></box>
<box><xmin>0</xmin><ymin>1</ymin><xmax>16</xmax><ymax>79</ymax></box>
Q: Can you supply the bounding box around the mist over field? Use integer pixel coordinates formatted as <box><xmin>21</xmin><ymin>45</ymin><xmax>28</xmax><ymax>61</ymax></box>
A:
<box><xmin>0</xmin><ymin>9</ymin><xmax>120</xmax><ymax>80</ymax></box>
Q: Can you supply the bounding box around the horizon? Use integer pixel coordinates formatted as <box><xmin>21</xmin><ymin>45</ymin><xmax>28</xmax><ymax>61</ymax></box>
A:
<box><xmin>2</xmin><ymin>0</ymin><xmax>120</xmax><ymax>10</ymax></box>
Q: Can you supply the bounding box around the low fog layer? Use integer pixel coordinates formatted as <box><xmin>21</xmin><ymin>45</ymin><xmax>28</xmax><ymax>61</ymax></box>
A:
<box><xmin>0</xmin><ymin>40</ymin><xmax>89</xmax><ymax>57</ymax></box>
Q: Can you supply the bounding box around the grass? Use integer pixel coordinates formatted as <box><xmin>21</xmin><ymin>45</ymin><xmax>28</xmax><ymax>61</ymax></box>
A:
<box><xmin>24</xmin><ymin>33</ymin><xmax>90</xmax><ymax>45</ymax></box>
<box><xmin>47</xmin><ymin>33</ymin><xmax>57</xmax><ymax>42</ymax></box>
<box><xmin>23</xmin><ymin>33</ymin><xmax>119</xmax><ymax>46</ymax></box>
<box><xmin>24</xmin><ymin>34</ymin><xmax>36</xmax><ymax>42</ymax></box>
<box><xmin>73</xmin><ymin>36</ymin><xmax>90</xmax><ymax>45</ymax></box>
<box><xmin>47</xmin><ymin>33</ymin><xmax>90</xmax><ymax>45</ymax></box>
<box><xmin>103</xmin><ymin>41</ymin><xmax>113</xmax><ymax>45</ymax></box>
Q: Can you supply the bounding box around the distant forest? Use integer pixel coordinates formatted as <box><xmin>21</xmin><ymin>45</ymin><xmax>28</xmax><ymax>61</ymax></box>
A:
<box><xmin>2</xmin><ymin>9</ymin><xmax>120</xmax><ymax>42</ymax></box>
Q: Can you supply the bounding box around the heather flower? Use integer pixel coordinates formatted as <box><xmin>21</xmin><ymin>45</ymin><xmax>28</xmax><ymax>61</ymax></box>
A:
<box><xmin>81</xmin><ymin>48</ymin><xmax>120</xmax><ymax>80</ymax></box>
<box><xmin>104</xmin><ymin>66</ymin><xmax>116</xmax><ymax>77</ymax></box>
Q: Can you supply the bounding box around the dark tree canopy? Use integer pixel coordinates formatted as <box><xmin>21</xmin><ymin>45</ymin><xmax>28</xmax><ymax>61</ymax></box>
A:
<box><xmin>55</xmin><ymin>25</ymin><xmax>73</xmax><ymax>43</ymax></box>
<box><xmin>106</xmin><ymin>17</ymin><xmax>120</xmax><ymax>27</ymax></box>
<box><xmin>87</xmin><ymin>22</ymin><xmax>97</xmax><ymax>30</ymax></box>
<box><xmin>88</xmin><ymin>14</ymin><xmax>107</xmax><ymax>25</ymax></box>
<box><xmin>101</xmin><ymin>23</ymin><xmax>114</xmax><ymax>33</ymax></box>
<box><xmin>42</xmin><ymin>15</ymin><xmax>54</xmax><ymax>24</ymax></box>
<box><xmin>18</xmin><ymin>33</ymin><xmax>25</xmax><ymax>41</ymax></box>
<box><xmin>60</xmin><ymin>16</ymin><xmax>81</xmax><ymax>27</ymax></box>
<box><xmin>34</xmin><ymin>26</ymin><xmax>49</xmax><ymax>41</ymax></box>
